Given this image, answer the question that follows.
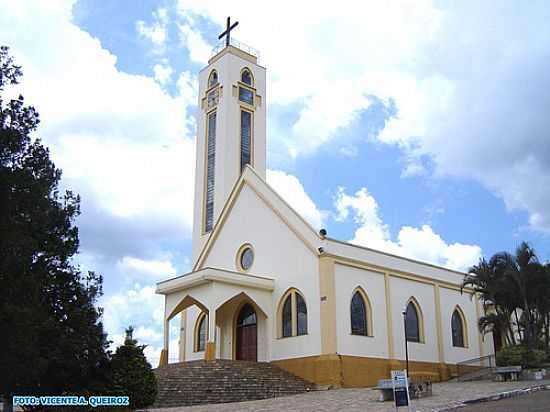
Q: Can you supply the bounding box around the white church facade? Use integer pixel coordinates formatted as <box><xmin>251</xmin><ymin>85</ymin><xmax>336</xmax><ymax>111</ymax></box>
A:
<box><xmin>156</xmin><ymin>38</ymin><xmax>493</xmax><ymax>387</ymax></box>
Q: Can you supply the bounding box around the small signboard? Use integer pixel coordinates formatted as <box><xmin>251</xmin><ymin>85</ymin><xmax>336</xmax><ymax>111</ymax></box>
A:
<box><xmin>391</xmin><ymin>370</ymin><xmax>410</xmax><ymax>411</ymax></box>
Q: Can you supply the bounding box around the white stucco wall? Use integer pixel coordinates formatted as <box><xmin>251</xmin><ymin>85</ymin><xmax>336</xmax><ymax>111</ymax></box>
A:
<box><xmin>200</xmin><ymin>184</ymin><xmax>321</xmax><ymax>361</ymax></box>
<box><xmin>439</xmin><ymin>287</ymin><xmax>480</xmax><ymax>364</ymax></box>
<box><xmin>390</xmin><ymin>276</ymin><xmax>439</xmax><ymax>363</ymax></box>
<box><xmin>334</xmin><ymin>264</ymin><xmax>389</xmax><ymax>358</ymax></box>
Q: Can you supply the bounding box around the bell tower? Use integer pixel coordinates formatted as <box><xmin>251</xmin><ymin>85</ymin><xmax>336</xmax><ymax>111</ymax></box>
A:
<box><xmin>191</xmin><ymin>19</ymin><xmax>267</xmax><ymax>264</ymax></box>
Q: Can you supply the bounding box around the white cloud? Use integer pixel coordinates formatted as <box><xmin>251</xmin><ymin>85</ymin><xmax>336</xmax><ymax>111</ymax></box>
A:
<box><xmin>171</xmin><ymin>0</ymin><xmax>550</xmax><ymax>232</ymax></box>
<box><xmin>177</xmin><ymin>23</ymin><xmax>212</xmax><ymax>65</ymax></box>
<box><xmin>136</xmin><ymin>7</ymin><xmax>169</xmax><ymax>51</ymax></box>
<box><xmin>0</xmin><ymin>1</ymin><xmax>197</xmax><ymax>262</ymax></box>
<box><xmin>153</xmin><ymin>62</ymin><xmax>174</xmax><ymax>85</ymax></box>
<box><xmin>118</xmin><ymin>256</ymin><xmax>176</xmax><ymax>279</ymax></box>
<box><xmin>267</xmin><ymin>169</ymin><xmax>327</xmax><ymax>230</ymax></box>
<box><xmin>335</xmin><ymin>187</ymin><xmax>481</xmax><ymax>271</ymax></box>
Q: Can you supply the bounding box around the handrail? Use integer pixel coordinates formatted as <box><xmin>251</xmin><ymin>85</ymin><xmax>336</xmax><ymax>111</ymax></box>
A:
<box><xmin>455</xmin><ymin>354</ymin><xmax>496</xmax><ymax>381</ymax></box>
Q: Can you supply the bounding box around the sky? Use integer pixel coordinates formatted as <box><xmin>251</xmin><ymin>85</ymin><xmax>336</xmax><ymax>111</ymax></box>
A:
<box><xmin>2</xmin><ymin>0</ymin><xmax>550</xmax><ymax>365</ymax></box>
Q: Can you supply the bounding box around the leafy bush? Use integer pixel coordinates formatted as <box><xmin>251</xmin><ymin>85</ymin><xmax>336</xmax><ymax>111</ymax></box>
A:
<box><xmin>496</xmin><ymin>345</ymin><xmax>545</xmax><ymax>368</ymax></box>
<box><xmin>111</xmin><ymin>327</ymin><xmax>157</xmax><ymax>409</ymax></box>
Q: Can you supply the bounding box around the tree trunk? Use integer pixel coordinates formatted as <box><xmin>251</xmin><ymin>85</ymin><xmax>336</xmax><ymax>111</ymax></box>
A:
<box><xmin>2</xmin><ymin>396</ymin><xmax>13</xmax><ymax>412</ymax></box>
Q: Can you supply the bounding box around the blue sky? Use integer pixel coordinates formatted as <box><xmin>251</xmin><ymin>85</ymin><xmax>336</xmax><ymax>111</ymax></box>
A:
<box><xmin>2</xmin><ymin>0</ymin><xmax>550</xmax><ymax>363</ymax></box>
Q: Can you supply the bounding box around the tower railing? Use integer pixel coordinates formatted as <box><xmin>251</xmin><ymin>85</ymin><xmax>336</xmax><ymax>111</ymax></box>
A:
<box><xmin>211</xmin><ymin>38</ymin><xmax>260</xmax><ymax>62</ymax></box>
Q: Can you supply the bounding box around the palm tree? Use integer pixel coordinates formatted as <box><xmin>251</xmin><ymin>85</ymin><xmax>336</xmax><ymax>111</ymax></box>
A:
<box><xmin>463</xmin><ymin>242</ymin><xmax>550</xmax><ymax>350</ymax></box>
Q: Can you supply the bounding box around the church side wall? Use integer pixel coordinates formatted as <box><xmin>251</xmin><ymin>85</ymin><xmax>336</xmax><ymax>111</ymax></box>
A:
<box><xmin>334</xmin><ymin>264</ymin><xmax>389</xmax><ymax>358</ymax></box>
<box><xmin>439</xmin><ymin>287</ymin><xmax>481</xmax><ymax>364</ymax></box>
<box><xmin>200</xmin><ymin>184</ymin><xmax>322</xmax><ymax>361</ymax></box>
<box><xmin>390</xmin><ymin>276</ymin><xmax>439</xmax><ymax>363</ymax></box>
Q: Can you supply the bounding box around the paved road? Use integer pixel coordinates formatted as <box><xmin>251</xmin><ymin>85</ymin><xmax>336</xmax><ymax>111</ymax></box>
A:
<box><xmin>151</xmin><ymin>380</ymin><xmax>550</xmax><ymax>412</ymax></box>
<box><xmin>457</xmin><ymin>389</ymin><xmax>550</xmax><ymax>412</ymax></box>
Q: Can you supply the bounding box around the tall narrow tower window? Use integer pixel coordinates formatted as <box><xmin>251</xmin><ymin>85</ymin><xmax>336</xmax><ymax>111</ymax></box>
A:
<box><xmin>205</xmin><ymin>111</ymin><xmax>217</xmax><ymax>232</ymax></box>
<box><xmin>240</xmin><ymin>110</ymin><xmax>252</xmax><ymax>171</ymax></box>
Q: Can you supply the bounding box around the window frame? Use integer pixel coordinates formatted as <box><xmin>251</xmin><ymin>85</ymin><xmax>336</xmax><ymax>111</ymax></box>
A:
<box><xmin>203</xmin><ymin>109</ymin><xmax>217</xmax><ymax>234</ymax></box>
<box><xmin>239</xmin><ymin>108</ymin><xmax>254</xmax><ymax>172</ymax></box>
<box><xmin>350</xmin><ymin>287</ymin><xmax>373</xmax><ymax>337</ymax></box>
<box><xmin>277</xmin><ymin>288</ymin><xmax>308</xmax><ymax>338</ymax></box>
<box><xmin>235</xmin><ymin>243</ymin><xmax>254</xmax><ymax>272</ymax></box>
<box><xmin>194</xmin><ymin>312</ymin><xmax>208</xmax><ymax>352</ymax></box>
<box><xmin>451</xmin><ymin>306</ymin><xmax>468</xmax><ymax>348</ymax></box>
<box><xmin>240</xmin><ymin>67</ymin><xmax>254</xmax><ymax>86</ymax></box>
<box><xmin>404</xmin><ymin>297</ymin><xmax>425</xmax><ymax>344</ymax></box>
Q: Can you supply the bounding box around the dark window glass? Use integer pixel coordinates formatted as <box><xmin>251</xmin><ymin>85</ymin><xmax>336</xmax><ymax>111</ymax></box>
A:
<box><xmin>282</xmin><ymin>295</ymin><xmax>292</xmax><ymax>338</ymax></box>
<box><xmin>239</xmin><ymin>86</ymin><xmax>254</xmax><ymax>105</ymax></box>
<box><xmin>240</xmin><ymin>110</ymin><xmax>252</xmax><ymax>171</ymax></box>
<box><xmin>208</xmin><ymin>70</ymin><xmax>218</xmax><ymax>88</ymax></box>
<box><xmin>296</xmin><ymin>293</ymin><xmax>308</xmax><ymax>336</ymax></box>
<box><xmin>351</xmin><ymin>291</ymin><xmax>368</xmax><ymax>336</ymax></box>
<box><xmin>240</xmin><ymin>246</ymin><xmax>254</xmax><ymax>270</ymax></box>
<box><xmin>205</xmin><ymin>111</ymin><xmax>216</xmax><ymax>232</ymax></box>
<box><xmin>241</xmin><ymin>69</ymin><xmax>252</xmax><ymax>85</ymax></box>
<box><xmin>197</xmin><ymin>314</ymin><xmax>207</xmax><ymax>351</ymax></box>
<box><xmin>452</xmin><ymin>310</ymin><xmax>465</xmax><ymax>347</ymax></box>
<box><xmin>237</xmin><ymin>304</ymin><xmax>257</xmax><ymax>327</ymax></box>
<box><xmin>405</xmin><ymin>301</ymin><xmax>420</xmax><ymax>342</ymax></box>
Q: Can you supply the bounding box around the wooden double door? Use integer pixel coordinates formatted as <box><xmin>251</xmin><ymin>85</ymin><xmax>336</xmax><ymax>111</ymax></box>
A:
<box><xmin>236</xmin><ymin>303</ymin><xmax>257</xmax><ymax>362</ymax></box>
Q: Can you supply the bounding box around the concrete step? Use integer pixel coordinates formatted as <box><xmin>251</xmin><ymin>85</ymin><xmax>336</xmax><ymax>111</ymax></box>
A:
<box><xmin>153</xmin><ymin>359</ymin><xmax>316</xmax><ymax>407</ymax></box>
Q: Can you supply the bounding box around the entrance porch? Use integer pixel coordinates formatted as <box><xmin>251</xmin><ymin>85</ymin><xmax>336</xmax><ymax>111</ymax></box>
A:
<box><xmin>156</xmin><ymin>267</ymin><xmax>274</xmax><ymax>366</ymax></box>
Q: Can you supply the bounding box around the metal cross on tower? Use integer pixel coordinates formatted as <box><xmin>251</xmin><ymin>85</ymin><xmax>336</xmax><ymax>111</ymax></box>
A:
<box><xmin>218</xmin><ymin>16</ymin><xmax>239</xmax><ymax>47</ymax></box>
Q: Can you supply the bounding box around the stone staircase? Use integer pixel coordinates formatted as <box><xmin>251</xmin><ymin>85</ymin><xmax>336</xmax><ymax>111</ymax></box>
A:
<box><xmin>152</xmin><ymin>360</ymin><xmax>316</xmax><ymax>408</ymax></box>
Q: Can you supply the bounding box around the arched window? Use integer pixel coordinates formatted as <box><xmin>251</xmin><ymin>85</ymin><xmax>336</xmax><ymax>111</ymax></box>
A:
<box><xmin>195</xmin><ymin>312</ymin><xmax>208</xmax><ymax>352</ymax></box>
<box><xmin>296</xmin><ymin>293</ymin><xmax>307</xmax><ymax>336</ymax></box>
<box><xmin>208</xmin><ymin>70</ymin><xmax>218</xmax><ymax>88</ymax></box>
<box><xmin>351</xmin><ymin>291</ymin><xmax>367</xmax><ymax>336</ymax></box>
<box><xmin>451</xmin><ymin>307</ymin><xmax>467</xmax><ymax>348</ymax></box>
<box><xmin>405</xmin><ymin>299</ymin><xmax>422</xmax><ymax>343</ymax></box>
<box><xmin>278</xmin><ymin>289</ymin><xmax>308</xmax><ymax>338</ymax></box>
<box><xmin>241</xmin><ymin>68</ymin><xmax>253</xmax><ymax>86</ymax></box>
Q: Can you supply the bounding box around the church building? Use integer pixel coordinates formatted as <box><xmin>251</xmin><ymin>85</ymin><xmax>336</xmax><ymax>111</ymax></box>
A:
<box><xmin>156</xmin><ymin>26</ymin><xmax>493</xmax><ymax>387</ymax></box>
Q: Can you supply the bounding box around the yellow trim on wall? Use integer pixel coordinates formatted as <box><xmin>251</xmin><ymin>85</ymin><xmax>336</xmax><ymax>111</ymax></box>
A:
<box><xmin>350</xmin><ymin>286</ymin><xmax>374</xmax><ymax>337</ymax></box>
<box><xmin>319</xmin><ymin>257</ymin><xmax>337</xmax><ymax>353</ymax></box>
<box><xmin>384</xmin><ymin>272</ymin><xmax>394</xmax><ymax>359</ymax></box>
<box><xmin>329</xmin><ymin>254</ymin><xmax>474</xmax><ymax>294</ymax></box>
<box><xmin>434</xmin><ymin>284</ymin><xmax>445</xmax><ymax>363</ymax></box>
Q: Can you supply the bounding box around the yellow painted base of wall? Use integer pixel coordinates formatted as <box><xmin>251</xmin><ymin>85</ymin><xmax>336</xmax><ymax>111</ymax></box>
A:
<box><xmin>272</xmin><ymin>355</ymin><xmax>455</xmax><ymax>388</ymax></box>
<box><xmin>158</xmin><ymin>349</ymin><xmax>168</xmax><ymax>367</ymax></box>
<box><xmin>204</xmin><ymin>342</ymin><xmax>216</xmax><ymax>361</ymax></box>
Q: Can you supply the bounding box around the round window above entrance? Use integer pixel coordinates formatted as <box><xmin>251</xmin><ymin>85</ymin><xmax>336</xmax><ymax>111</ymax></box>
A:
<box><xmin>237</xmin><ymin>244</ymin><xmax>254</xmax><ymax>271</ymax></box>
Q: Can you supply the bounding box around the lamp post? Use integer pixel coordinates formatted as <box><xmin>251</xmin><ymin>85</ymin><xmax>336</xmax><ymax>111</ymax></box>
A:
<box><xmin>402</xmin><ymin>307</ymin><xmax>409</xmax><ymax>378</ymax></box>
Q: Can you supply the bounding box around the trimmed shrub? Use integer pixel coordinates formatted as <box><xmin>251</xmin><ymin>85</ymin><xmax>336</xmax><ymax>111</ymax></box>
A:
<box><xmin>497</xmin><ymin>345</ymin><xmax>545</xmax><ymax>368</ymax></box>
<box><xmin>111</xmin><ymin>327</ymin><xmax>157</xmax><ymax>409</ymax></box>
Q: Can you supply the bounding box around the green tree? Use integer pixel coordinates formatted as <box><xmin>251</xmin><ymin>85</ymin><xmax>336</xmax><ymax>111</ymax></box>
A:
<box><xmin>463</xmin><ymin>242</ymin><xmax>550</xmax><ymax>351</ymax></box>
<box><xmin>111</xmin><ymin>327</ymin><xmax>157</xmax><ymax>410</ymax></box>
<box><xmin>0</xmin><ymin>46</ymin><xmax>110</xmax><ymax>412</ymax></box>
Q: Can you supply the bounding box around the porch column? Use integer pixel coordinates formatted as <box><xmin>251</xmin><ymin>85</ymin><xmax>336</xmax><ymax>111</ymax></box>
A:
<box><xmin>159</xmin><ymin>317</ymin><xmax>169</xmax><ymax>367</ymax></box>
<box><xmin>204</xmin><ymin>310</ymin><xmax>216</xmax><ymax>361</ymax></box>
